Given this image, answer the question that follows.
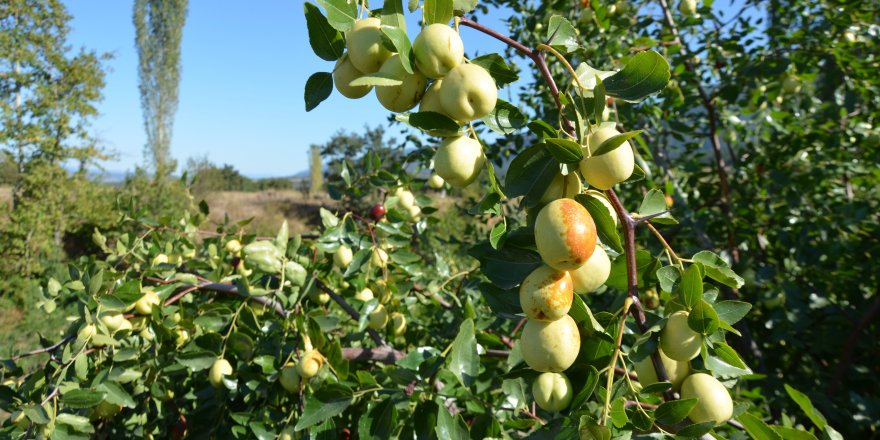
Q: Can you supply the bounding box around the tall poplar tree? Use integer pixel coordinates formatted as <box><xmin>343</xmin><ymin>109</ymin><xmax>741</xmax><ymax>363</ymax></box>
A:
<box><xmin>133</xmin><ymin>0</ymin><xmax>188</xmax><ymax>180</ymax></box>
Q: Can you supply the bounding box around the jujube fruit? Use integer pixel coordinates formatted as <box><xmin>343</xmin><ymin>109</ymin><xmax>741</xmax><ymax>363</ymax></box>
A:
<box><xmin>680</xmin><ymin>373</ymin><xmax>734</xmax><ymax>425</ymax></box>
<box><xmin>580</xmin><ymin>126</ymin><xmax>635</xmax><ymax>190</ymax></box>
<box><xmin>433</xmin><ymin>136</ymin><xmax>485</xmax><ymax>188</ymax></box>
<box><xmin>534</xmin><ymin>198</ymin><xmax>597</xmax><ymax>271</ymax></box>
<box><xmin>209</xmin><ymin>358</ymin><xmax>233</xmax><ymax>387</ymax></box>
<box><xmin>532</xmin><ymin>372</ymin><xmax>574</xmax><ymax>411</ymax></box>
<box><xmin>519</xmin><ymin>265</ymin><xmax>574</xmax><ymax>321</ymax></box>
<box><xmin>632</xmin><ymin>348</ymin><xmax>691</xmax><ymax>391</ymax></box>
<box><xmin>375</xmin><ymin>54</ymin><xmax>427</xmax><ymax>112</ymax></box>
<box><xmin>412</xmin><ymin>24</ymin><xmax>464</xmax><ymax>79</ymax></box>
<box><xmin>345</xmin><ymin>17</ymin><xmax>392</xmax><ymax>74</ymax></box>
<box><xmin>569</xmin><ymin>245</ymin><xmax>611</xmax><ymax>294</ymax></box>
<box><xmin>333</xmin><ymin>53</ymin><xmax>372</xmax><ymax>99</ymax></box>
<box><xmin>520</xmin><ymin>315</ymin><xmax>581</xmax><ymax>372</ymax></box>
<box><xmin>440</xmin><ymin>63</ymin><xmax>498</xmax><ymax>121</ymax></box>
<box><xmin>660</xmin><ymin>310</ymin><xmax>703</xmax><ymax>361</ymax></box>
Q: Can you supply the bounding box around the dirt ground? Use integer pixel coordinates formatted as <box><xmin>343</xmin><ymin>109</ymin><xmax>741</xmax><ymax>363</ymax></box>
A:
<box><xmin>201</xmin><ymin>190</ymin><xmax>337</xmax><ymax>235</ymax></box>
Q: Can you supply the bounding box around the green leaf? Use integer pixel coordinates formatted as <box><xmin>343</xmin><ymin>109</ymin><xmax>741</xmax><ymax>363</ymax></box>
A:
<box><xmin>468</xmin><ymin>243</ymin><xmax>542</xmax><ymax>290</ymax></box>
<box><xmin>591</xmin><ymin>130</ymin><xmax>642</xmax><ymax>157</ymax></box>
<box><xmin>304</xmin><ymin>3</ymin><xmax>344</xmax><ymax>61</ymax></box>
<box><xmin>315</xmin><ymin>0</ymin><xmax>358</xmax><ymax>32</ymax></box>
<box><xmin>681</xmin><ymin>265</ymin><xmax>703</xmax><ymax>309</ymax></box>
<box><xmin>97</xmin><ymin>381</ymin><xmax>135</xmax><ymax>408</ymax></box>
<box><xmin>784</xmin><ymin>384</ymin><xmax>828</xmax><ymax>430</ymax></box>
<box><xmin>714</xmin><ymin>301</ymin><xmax>752</xmax><ymax>325</ymax></box>
<box><xmin>692</xmin><ymin>251</ymin><xmax>745</xmax><ymax>288</ymax></box>
<box><xmin>610</xmin><ymin>397</ymin><xmax>628</xmax><ymax>428</ymax></box>
<box><xmin>593</xmin><ymin>76</ymin><xmax>606</xmax><ymax>123</ymax></box>
<box><xmin>574</xmin><ymin>194</ymin><xmax>623</xmax><ymax>253</ymax></box>
<box><xmin>305</xmin><ymin>72</ymin><xmax>333</xmax><ymax>112</ymax></box>
<box><xmin>503</xmin><ymin>144</ymin><xmax>557</xmax><ymax>207</ymax></box>
<box><xmin>295</xmin><ymin>384</ymin><xmax>354</xmax><ymax>431</ymax></box>
<box><xmin>397</xmin><ymin>111</ymin><xmax>461</xmax><ymax>136</ymax></box>
<box><xmin>604</xmin><ymin>50</ymin><xmax>671</xmax><ymax>102</ymax></box>
<box><xmin>546</xmin><ymin>15</ymin><xmax>579</xmax><ymax>53</ymax></box>
<box><xmin>344</xmin><ymin>248</ymin><xmax>372</xmax><ymax>277</ymax></box>
<box><xmin>656</xmin><ymin>265</ymin><xmax>681</xmax><ymax>293</ymax></box>
<box><xmin>738</xmin><ymin>413</ymin><xmax>783</xmax><ymax>440</ymax></box>
<box><xmin>688</xmin><ymin>299</ymin><xmax>720</xmax><ymax>334</ymax></box>
<box><xmin>481</xmin><ymin>99</ymin><xmax>527</xmax><ymax>135</ymax></box>
<box><xmin>654</xmin><ymin>398</ymin><xmax>697</xmax><ymax>424</ymax></box>
<box><xmin>448</xmin><ymin>319</ymin><xmax>478</xmax><ymax>388</ymax></box>
<box><xmin>772</xmin><ymin>426</ymin><xmax>819</xmax><ymax>440</ymax></box>
<box><xmin>528</xmin><ymin>120</ymin><xmax>558</xmax><ymax>140</ymax></box>
<box><xmin>545</xmin><ymin>138</ymin><xmax>584</xmax><ymax>164</ymax></box>
<box><xmin>56</xmin><ymin>413</ymin><xmax>95</xmax><ymax>433</ymax></box>
<box><xmin>640</xmin><ymin>382</ymin><xmax>673</xmax><ymax>395</ymax></box>
<box><xmin>359</xmin><ymin>398</ymin><xmax>399</xmax><ymax>440</ymax></box>
<box><xmin>61</xmin><ymin>389</ymin><xmax>105</xmax><ymax>409</ymax></box>
<box><xmin>470</xmin><ymin>53</ymin><xmax>519</xmax><ymax>86</ymax></box>
<box><xmin>380</xmin><ymin>0</ymin><xmax>407</xmax><ymax>32</ymax></box>
<box><xmin>23</xmin><ymin>403</ymin><xmax>50</xmax><ymax>424</ymax></box>
<box><xmin>423</xmin><ymin>0</ymin><xmax>453</xmax><ymax>25</ymax></box>
<box><xmin>435</xmin><ymin>403</ymin><xmax>469</xmax><ymax>439</ymax></box>
<box><xmin>570</xmin><ymin>366</ymin><xmax>600</xmax><ymax>410</ymax></box>
<box><xmin>380</xmin><ymin>25</ymin><xmax>413</xmax><ymax>74</ymax></box>
<box><xmin>349</xmin><ymin>71</ymin><xmax>404</xmax><ymax>87</ymax></box>
<box><xmin>489</xmin><ymin>222</ymin><xmax>506</xmax><ymax>249</ymax></box>
<box><xmin>176</xmin><ymin>351</ymin><xmax>219</xmax><ymax>371</ymax></box>
<box><xmin>677</xmin><ymin>421</ymin><xmax>716</xmax><ymax>437</ymax></box>
<box><xmin>637</xmin><ymin>189</ymin><xmax>668</xmax><ymax>218</ymax></box>
<box><xmin>452</xmin><ymin>0</ymin><xmax>478</xmax><ymax>14</ymax></box>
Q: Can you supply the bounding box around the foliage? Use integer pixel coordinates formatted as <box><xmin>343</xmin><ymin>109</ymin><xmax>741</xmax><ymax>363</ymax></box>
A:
<box><xmin>186</xmin><ymin>156</ymin><xmax>293</xmax><ymax>194</ymax></box>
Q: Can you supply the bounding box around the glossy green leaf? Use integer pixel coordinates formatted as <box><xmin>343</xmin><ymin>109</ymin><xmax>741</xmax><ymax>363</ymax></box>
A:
<box><xmin>448</xmin><ymin>318</ymin><xmax>478</xmax><ymax>387</ymax></box>
<box><xmin>315</xmin><ymin>0</ymin><xmax>358</xmax><ymax>32</ymax></box>
<box><xmin>470</xmin><ymin>53</ymin><xmax>519</xmax><ymax>86</ymax></box>
<box><xmin>654</xmin><ymin>398</ymin><xmax>697</xmax><ymax>424</ymax></box>
<box><xmin>681</xmin><ymin>264</ymin><xmax>703</xmax><ymax>309</ymax></box>
<box><xmin>591</xmin><ymin>130</ymin><xmax>642</xmax><ymax>157</ymax></box>
<box><xmin>604</xmin><ymin>50</ymin><xmax>671</xmax><ymax>102</ymax></box>
<box><xmin>546</xmin><ymin>15</ymin><xmax>579</xmax><ymax>53</ymax></box>
<box><xmin>304</xmin><ymin>3</ymin><xmax>344</xmax><ymax>61</ymax></box>
<box><xmin>545</xmin><ymin>138</ymin><xmax>584</xmax><ymax>164</ymax></box>
<box><xmin>688</xmin><ymin>299</ymin><xmax>720</xmax><ymax>334</ymax></box>
<box><xmin>295</xmin><ymin>384</ymin><xmax>354</xmax><ymax>431</ymax></box>
<box><xmin>738</xmin><ymin>413</ymin><xmax>783</xmax><ymax>440</ymax></box>
<box><xmin>423</xmin><ymin>0</ymin><xmax>453</xmax><ymax>25</ymax></box>
<box><xmin>693</xmin><ymin>251</ymin><xmax>745</xmax><ymax>288</ymax></box>
<box><xmin>305</xmin><ymin>72</ymin><xmax>333</xmax><ymax>112</ymax></box>
<box><xmin>481</xmin><ymin>99</ymin><xmax>527</xmax><ymax>135</ymax></box>
<box><xmin>380</xmin><ymin>25</ymin><xmax>413</xmax><ymax>74</ymax></box>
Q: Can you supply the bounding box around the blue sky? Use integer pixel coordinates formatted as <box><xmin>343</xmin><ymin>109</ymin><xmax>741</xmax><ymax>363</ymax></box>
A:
<box><xmin>63</xmin><ymin>1</ymin><xmax>517</xmax><ymax>178</ymax></box>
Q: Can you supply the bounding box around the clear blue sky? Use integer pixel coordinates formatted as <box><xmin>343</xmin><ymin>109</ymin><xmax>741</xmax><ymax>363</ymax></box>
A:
<box><xmin>63</xmin><ymin>1</ymin><xmax>517</xmax><ymax>178</ymax></box>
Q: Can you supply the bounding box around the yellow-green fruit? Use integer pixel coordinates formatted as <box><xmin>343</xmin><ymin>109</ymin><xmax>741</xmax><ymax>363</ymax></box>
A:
<box><xmin>520</xmin><ymin>315</ymin><xmax>581</xmax><ymax>372</ymax></box>
<box><xmin>843</xmin><ymin>31</ymin><xmax>856</xmax><ymax>43</ymax></box>
<box><xmin>782</xmin><ymin>75</ymin><xmax>801</xmax><ymax>94</ymax></box>
<box><xmin>390</xmin><ymin>312</ymin><xmax>407</xmax><ymax>335</ymax></box>
<box><xmin>209</xmin><ymin>358</ymin><xmax>233</xmax><ymax>387</ymax></box>
<box><xmin>570</xmin><ymin>245</ymin><xmax>611</xmax><ymax>294</ymax></box>
<box><xmin>680</xmin><ymin>373</ymin><xmax>734</xmax><ymax>425</ymax></box>
<box><xmin>279</xmin><ymin>363</ymin><xmax>301</xmax><ymax>392</ymax></box>
<box><xmin>345</xmin><ymin>17</ymin><xmax>392</xmax><ymax>74</ymax></box>
<box><xmin>333</xmin><ymin>53</ymin><xmax>372</xmax><ymax>99</ymax></box>
<box><xmin>532</xmin><ymin>372</ymin><xmax>574</xmax><ymax>411</ymax></box>
<box><xmin>632</xmin><ymin>349</ymin><xmax>691</xmax><ymax>390</ymax></box>
<box><xmin>433</xmin><ymin>136</ymin><xmax>485</xmax><ymax>188</ymax></box>
<box><xmin>135</xmin><ymin>289</ymin><xmax>161</xmax><ymax>315</ymax></box>
<box><xmin>78</xmin><ymin>323</ymin><xmax>96</xmax><ymax>341</ymax></box>
<box><xmin>580</xmin><ymin>126</ymin><xmax>635</xmax><ymax>190</ymax></box>
<box><xmin>539</xmin><ymin>172</ymin><xmax>583</xmax><ymax>205</ymax></box>
<box><xmin>175</xmin><ymin>328</ymin><xmax>189</xmax><ymax>346</ymax></box>
<box><xmin>375</xmin><ymin>55</ymin><xmax>427</xmax><ymax>112</ymax></box>
<box><xmin>428</xmin><ymin>174</ymin><xmax>445</xmax><ymax>189</ymax></box>
<box><xmin>419</xmin><ymin>80</ymin><xmax>456</xmax><ymax>123</ymax></box>
<box><xmin>535</xmin><ymin>198</ymin><xmax>598</xmax><ymax>271</ymax></box>
<box><xmin>440</xmin><ymin>63</ymin><xmax>498</xmax><ymax>121</ymax></box>
<box><xmin>406</xmin><ymin>204</ymin><xmax>422</xmax><ymax>220</ymax></box>
<box><xmin>151</xmin><ymin>253</ymin><xmax>169</xmax><ymax>266</ymax></box>
<box><xmin>225</xmin><ymin>239</ymin><xmax>242</xmax><ymax>254</ymax></box>
<box><xmin>368</xmin><ymin>304</ymin><xmax>389</xmax><ymax>330</ymax></box>
<box><xmin>394</xmin><ymin>187</ymin><xmax>416</xmax><ymax>209</ymax></box>
<box><xmin>355</xmin><ymin>287</ymin><xmax>374</xmax><ymax>302</ymax></box>
<box><xmin>139</xmin><ymin>326</ymin><xmax>155</xmax><ymax>341</ymax></box>
<box><xmin>583</xmin><ymin>190</ymin><xmax>618</xmax><ymax>226</ymax></box>
<box><xmin>679</xmin><ymin>0</ymin><xmax>697</xmax><ymax>15</ymax></box>
<box><xmin>99</xmin><ymin>310</ymin><xmax>126</xmax><ymax>332</ymax></box>
<box><xmin>91</xmin><ymin>400</ymin><xmax>121</xmax><ymax>420</ymax></box>
<box><xmin>334</xmin><ymin>245</ymin><xmax>353</xmax><ymax>268</ymax></box>
<box><xmin>298</xmin><ymin>350</ymin><xmax>324</xmax><ymax>379</ymax></box>
<box><xmin>519</xmin><ymin>265</ymin><xmax>574</xmax><ymax>321</ymax></box>
<box><xmin>660</xmin><ymin>311</ymin><xmax>703</xmax><ymax>361</ymax></box>
<box><xmin>412</xmin><ymin>24</ymin><xmax>464</xmax><ymax>79</ymax></box>
<box><xmin>371</xmin><ymin>247</ymin><xmax>389</xmax><ymax>268</ymax></box>
<box><xmin>279</xmin><ymin>426</ymin><xmax>296</xmax><ymax>440</ymax></box>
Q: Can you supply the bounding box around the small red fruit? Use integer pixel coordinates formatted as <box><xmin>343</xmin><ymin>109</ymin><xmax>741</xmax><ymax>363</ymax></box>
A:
<box><xmin>370</xmin><ymin>203</ymin><xmax>386</xmax><ymax>221</ymax></box>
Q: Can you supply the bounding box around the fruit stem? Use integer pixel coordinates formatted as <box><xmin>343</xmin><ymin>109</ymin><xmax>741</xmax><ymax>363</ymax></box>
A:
<box><xmin>536</xmin><ymin>43</ymin><xmax>588</xmax><ymax>91</ymax></box>
<box><xmin>645</xmin><ymin>221</ymin><xmax>683</xmax><ymax>268</ymax></box>
<box><xmin>601</xmin><ymin>297</ymin><xmax>632</xmax><ymax>426</ymax></box>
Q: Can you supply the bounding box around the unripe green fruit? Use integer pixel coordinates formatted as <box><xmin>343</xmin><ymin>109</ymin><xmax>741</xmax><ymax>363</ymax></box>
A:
<box><xmin>390</xmin><ymin>312</ymin><xmax>407</xmax><ymax>335</ymax></box>
<box><xmin>345</xmin><ymin>17</ymin><xmax>392</xmax><ymax>74</ymax></box>
<box><xmin>279</xmin><ymin>363</ymin><xmax>301</xmax><ymax>392</ymax></box>
<box><xmin>135</xmin><ymin>289</ymin><xmax>161</xmax><ymax>315</ymax></box>
<box><xmin>375</xmin><ymin>55</ymin><xmax>428</xmax><ymax>112</ymax></box>
<box><xmin>394</xmin><ymin>187</ymin><xmax>416</xmax><ymax>209</ymax></box>
<box><xmin>535</xmin><ymin>198</ymin><xmax>598</xmax><ymax>271</ymax></box>
<box><xmin>334</xmin><ymin>245</ymin><xmax>353</xmax><ymax>268</ymax></box>
<box><xmin>175</xmin><ymin>328</ymin><xmax>189</xmax><ymax>346</ymax></box>
<box><xmin>225</xmin><ymin>239</ymin><xmax>242</xmax><ymax>254</ymax></box>
<box><xmin>843</xmin><ymin>31</ymin><xmax>856</xmax><ymax>43</ymax></box>
<box><xmin>520</xmin><ymin>315</ymin><xmax>581</xmax><ymax>372</ymax></box>
<box><xmin>209</xmin><ymin>358</ymin><xmax>233</xmax><ymax>387</ymax></box>
<box><xmin>139</xmin><ymin>326</ymin><xmax>155</xmax><ymax>341</ymax></box>
<box><xmin>99</xmin><ymin>310</ymin><xmax>126</xmax><ymax>332</ymax></box>
<box><xmin>440</xmin><ymin>63</ymin><xmax>498</xmax><ymax>121</ymax></box>
<box><xmin>406</xmin><ymin>204</ymin><xmax>422</xmax><ymax>220</ymax></box>
<box><xmin>580</xmin><ymin>126</ymin><xmax>635</xmax><ymax>190</ymax></box>
<box><xmin>782</xmin><ymin>75</ymin><xmax>801</xmax><ymax>94</ymax></box>
<box><xmin>368</xmin><ymin>304</ymin><xmax>389</xmax><ymax>329</ymax></box>
<box><xmin>284</xmin><ymin>261</ymin><xmax>308</xmax><ymax>287</ymax></box>
<box><xmin>298</xmin><ymin>350</ymin><xmax>324</xmax><ymax>379</ymax></box>
<box><xmin>308</xmin><ymin>285</ymin><xmax>330</xmax><ymax>304</ymax></box>
<box><xmin>532</xmin><ymin>372</ymin><xmax>574</xmax><ymax>411</ymax></box>
<box><xmin>279</xmin><ymin>426</ymin><xmax>296</xmax><ymax>440</ymax></box>
<box><xmin>419</xmin><ymin>80</ymin><xmax>457</xmax><ymax>123</ymax></box>
<box><xmin>371</xmin><ymin>247</ymin><xmax>389</xmax><ymax>268</ymax></box>
<box><xmin>519</xmin><ymin>265</ymin><xmax>574</xmax><ymax>321</ymax></box>
<box><xmin>151</xmin><ymin>253</ymin><xmax>169</xmax><ymax>266</ymax></box>
<box><xmin>680</xmin><ymin>373</ymin><xmax>734</xmax><ymax>425</ymax></box>
<box><xmin>539</xmin><ymin>172</ymin><xmax>583</xmax><ymax>205</ymax></box>
<box><xmin>412</xmin><ymin>24</ymin><xmax>464</xmax><ymax>79</ymax></box>
<box><xmin>333</xmin><ymin>53</ymin><xmax>372</xmax><ymax>99</ymax></box>
<box><xmin>355</xmin><ymin>287</ymin><xmax>374</xmax><ymax>302</ymax></box>
<box><xmin>660</xmin><ymin>311</ymin><xmax>703</xmax><ymax>361</ymax></box>
<box><xmin>78</xmin><ymin>323</ymin><xmax>96</xmax><ymax>341</ymax></box>
<box><xmin>91</xmin><ymin>400</ymin><xmax>121</xmax><ymax>420</ymax></box>
<box><xmin>632</xmin><ymin>349</ymin><xmax>691</xmax><ymax>390</ymax></box>
<box><xmin>679</xmin><ymin>0</ymin><xmax>697</xmax><ymax>15</ymax></box>
<box><xmin>570</xmin><ymin>245</ymin><xmax>611</xmax><ymax>294</ymax></box>
<box><xmin>428</xmin><ymin>174</ymin><xmax>445</xmax><ymax>189</ymax></box>
<box><xmin>433</xmin><ymin>136</ymin><xmax>485</xmax><ymax>188</ymax></box>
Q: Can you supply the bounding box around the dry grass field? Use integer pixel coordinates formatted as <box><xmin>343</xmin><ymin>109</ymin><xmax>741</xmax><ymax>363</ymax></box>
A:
<box><xmin>201</xmin><ymin>189</ymin><xmax>338</xmax><ymax>236</ymax></box>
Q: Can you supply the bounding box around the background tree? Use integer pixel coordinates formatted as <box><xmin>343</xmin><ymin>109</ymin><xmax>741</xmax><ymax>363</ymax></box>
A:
<box><xmin>133</xmin><ymin>0</ymin><xmax>188</xmax><ymax>181</ymax></box>
<box><xmin>309</xmin><ymin>144</ymin><xmax>324</xmax><ymax>195</ymax></box>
